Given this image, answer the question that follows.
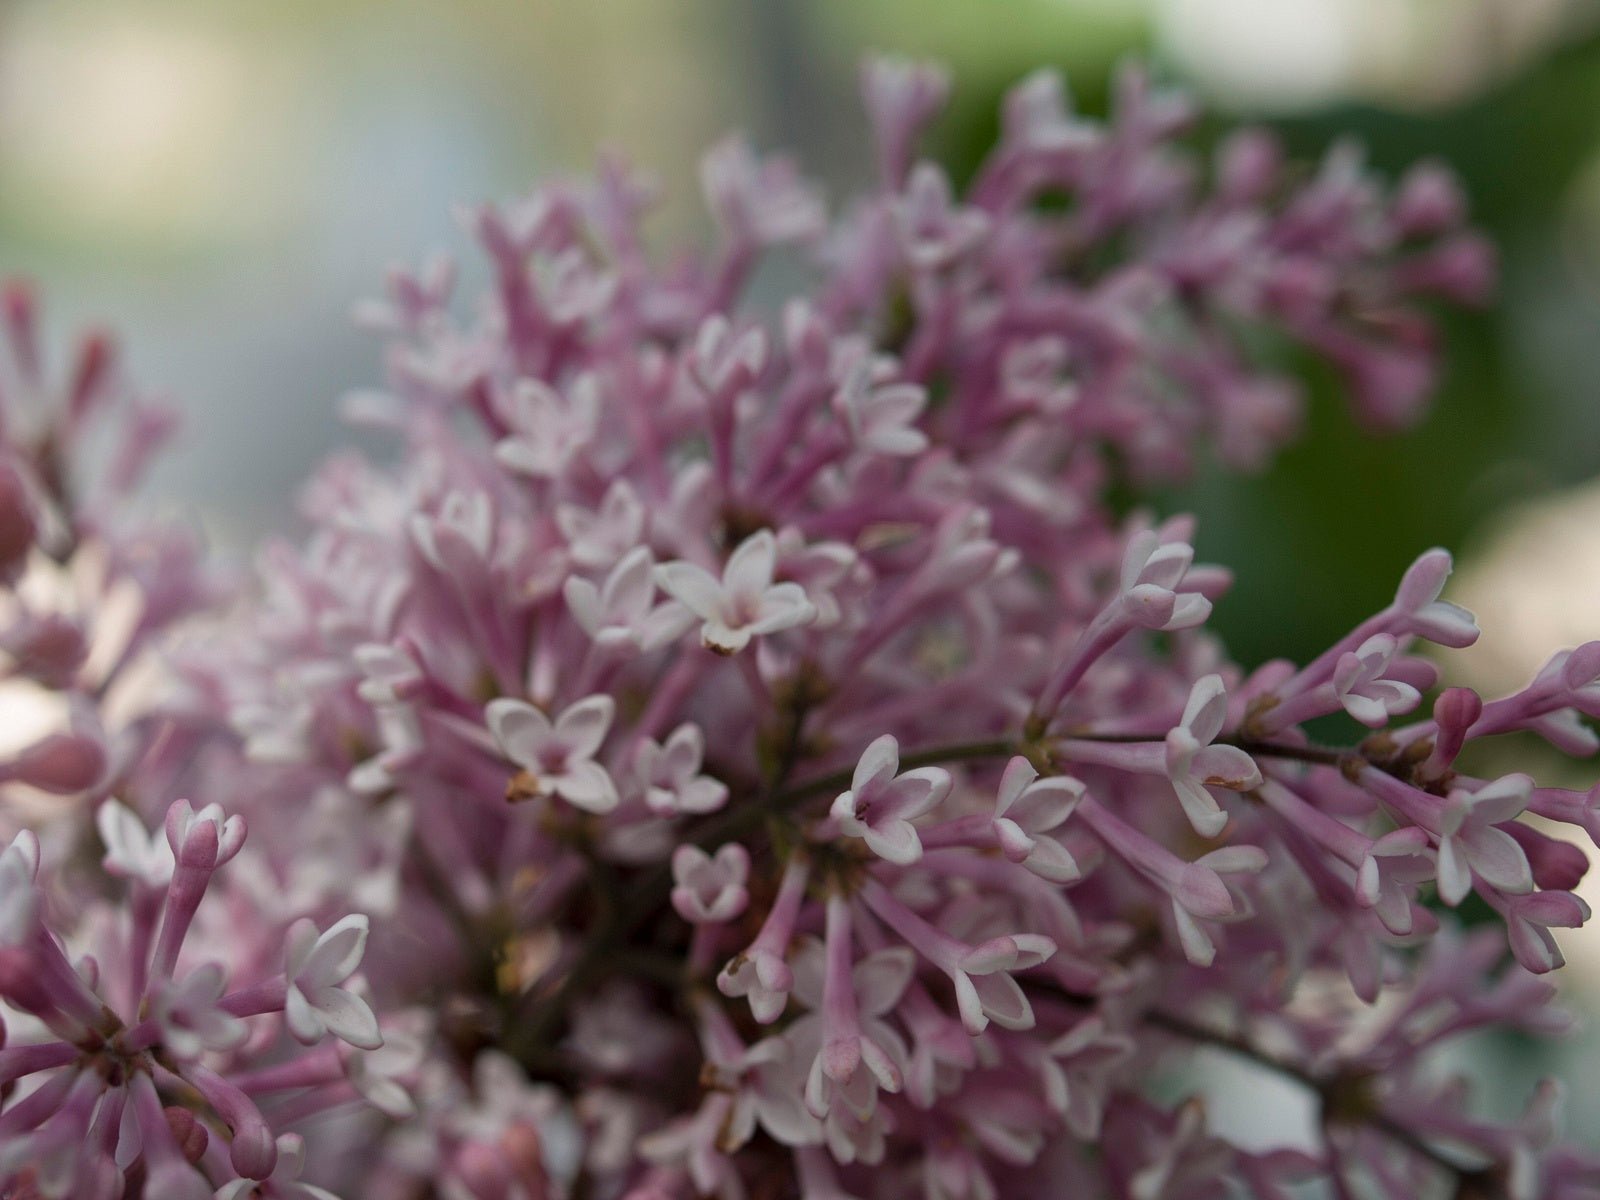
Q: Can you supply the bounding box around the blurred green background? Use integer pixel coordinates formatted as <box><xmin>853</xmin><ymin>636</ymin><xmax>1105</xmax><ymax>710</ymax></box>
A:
<box><xmin>2</xmin><ymin>0</ymin><xmax>1598</xmax><ymax>1147</ymax></box>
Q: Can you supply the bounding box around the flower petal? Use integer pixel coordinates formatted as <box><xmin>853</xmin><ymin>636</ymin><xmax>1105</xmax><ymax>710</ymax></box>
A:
<box><xmin>486</xmin><ymin>699</ymin><xmax>552</xmax><ymax>768</ymax></box>
<box><xmin>308</xmin><ymin>985</ymin><xmax>383</xmax><ymax>1050</ymax></box>
<box><xmin>555</xmin><ymin>695</ymin><xmax>614</xmax><ymax>759</ymax></box>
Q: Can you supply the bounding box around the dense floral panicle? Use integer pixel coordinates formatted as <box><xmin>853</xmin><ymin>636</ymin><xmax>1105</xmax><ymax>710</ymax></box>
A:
<box><xmin>0</xmin><ymin>295</ymin><xmax>396</xmax><ymax>1196</ymax></box>
<box><xmin>7</xmin><ymin>52</ymin><xmax>1595</xmax><ymax>1200</ymax></box>
<box><xmin>0</xmin><ymin>808</ymin><xmax>381</xmax><ymax>1197</ymax></box>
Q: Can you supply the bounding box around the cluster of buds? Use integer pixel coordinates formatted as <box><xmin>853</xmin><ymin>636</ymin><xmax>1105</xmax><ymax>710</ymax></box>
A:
<box><xmin>0</xmin><ymin>804</ymin><xmax>380</xmax><ymax>1198</ymax></box>
<box><xmin>0</xmin><ymin>295</ymin><xmax>395</xmax><ymax>1194</ymax></box>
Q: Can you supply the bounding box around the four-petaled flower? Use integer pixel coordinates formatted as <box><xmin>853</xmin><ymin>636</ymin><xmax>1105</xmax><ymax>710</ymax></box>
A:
<box><xmin>1436</xmin><ymin>774</ymin><xmax>1536</xmax><ymax>906</ymax></box>
<box><xmin>831</xmin><ymin>735</ymin><xmax>952</xmax><ymax>865</ymax></box>
<box><xmin>719</xmin><ymin>947</ymin><xmax>794</xmax><ymax>1026</ymax></box>
<box><xmin>1393</xmin><ymin>547</ymin><xmax>1479</xmax><ymax>648</ymax></box>
<box><xmin>671</xmin><ymin>844</ymin><xmax>751</xmax><ymax>924</ymax></box>
<box><xmin>410</xmin><ymin>490</ymin><xmax>493</xmax><ymax>576</ymax></box>
<box><xmin>565</xmin><ymin>547</ymin><xmax>694</xmax><ymax>654</ymax></box>
<box><xmin>493</xmin><ymin>376</ymin><xmax>600</xmax><ymax>479</ymax></box>
<box><xmin>701</xmin><ymin>138</ymin><xmax>825</xmax><ymax>248</ymax></box>
<box><xmin>1333</xmin><ymin>633</ymin><xmax>1422</xmax><ymax>727</ymax></box>
<box><xmin>556</xmin><ymin>480</ymin><xmax>645</xmax><ymax>570</ymax></box>
<box><xmin>832</xmin><ymin>363</ymin><xmax>929</xmax><ymax>457</ymax></box>
<box><xmin>97</xmin><ymin>798</ymin><xmax>174</xmax><ymax>889</ymax></box>
<box><xmin>949</xmin><ymin>935</ymin><xmax>1057</xmax><ymax>1035</ymax></box>
<box><xmin>1354</xmin><ymin>827</ymin><xmax>1436</xmax><ymax>936</ymax></box>
<box><xmin>1164</xmin><ymin>675</ymin><xmax>1261</xmax><ymax>838</ymax></box>
<box><xmin>635</xmin><ymin>724</ymin><xmax>729</xmax><ymax>816</ymax></box>
<box><xmin>285</xmin><ymin>914</ymin><xmax>382</xmax><ymax>1051</ymax></box>
<box><xmin>992</xmin><ymin>757</ymin><xmax>1085</xmax><ymax>882</ymax></box>
<box><xmin>152</xmin><ymin>962</ymin><xmax>247</xmax><ymax>1061</ymax></box>
<box><xmin>1118</xmin><ymin>531</ymin><xmax>1214</xmax><ymax>632</ymax></box>
<box><xmin>487</xmin><ymin>695</ymin><xmax>618</xmax><ymax>813</ymax></box>
<box><xmin>894</xmin><ymin>164</ymin><xmax>988</xmax><ymax>271</ymax></box>
<box><xmin>1039</xmin><ymin>1017</ymin><xmax>1135</xmax><ymax>1139</ymax></box>
<box><xmin>654</xmin><ymin>530</ymin><xmax>816</xmax><ymax>655</ymax></box>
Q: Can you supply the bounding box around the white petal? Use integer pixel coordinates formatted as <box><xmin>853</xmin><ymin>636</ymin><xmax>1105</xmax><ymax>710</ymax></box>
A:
<box><xmin>555</xmin><ymin>695</ymin><xmax>614</xmax><ymax>759</ymax></box>
<box><xmin>1172</xmin><ymin>904</ymin><xmax>1216</xmax><ymax>967</ymax></box>
<box><xmin>308</xmin><ymin>986</ymin><xmax>383</xmax><ymax>1050</ymax></box>
<box><xmin>865</xmin><ymin>820</ymin><xmax>923</xmax><ymax>866</ymax></box>
<box><xmin>554</xmin><ymin>760</ymin><xmax>619</xmax><ymax>814</ymax></box>
<box><xmin>562</xmin><ymin>576</ymin><xmax>604</xmax><ymax>636</ymax></box>
<box><xmin>747</xmin><ymin>583</ymin><xmax>816</xmax><ymax>635</ymax></box>
<box><xmin>994</xmin><ymin>756</ymin><xmax>1039</xmax><ymax>819</ymax></box>
<box><xmin>724</xmin><ymin>530</ymin><xmax>777</xmax><ymax>595</ymax></box>
<box><xmin>1024</xmin><ymin>837</ymin><xmax>1081</xmax><ymax>883</ymax></box>
<box><xmin>1180</xmin><ymin>675</ymin><xmax>1229</xmax><ymax>745</ymax></box>
<box><xmin>286</xmin><ymin>984</ymin><xmax>324</xmax><ymax>1044</ymax></box>
<box><xmin>1435</xmin><ymin>836</ymin><xmax>1472</xmax><ymax>907</ymax></box>
<box><xmin>854</xmin><ymin>948</ymin><xmax>915</xmax><ymax>1017</ymax></box>
<box><xmin>972</xmin><ymin>973</ymin><xmax>1035</xmax><ymax>1030</ymax></box>
<box><xmin>653</xmin><ymin>561</ymin><xmax>725</xmax><ymax>620</ymax></box>
<box><xmin>485</xmin><ymin>699</ymin><xmax>552</xmax><ymax>768</ymax></box>
<box><xmin>300</xmin><ymin>914</ymin><xmax>370</xmax><ymax>987</ymax></box>
<box><xmin>283</xmin><ymin>917</ymin><xmax>319</xmax><ymax>979</ymax></box>
<box><xmin>852</xmin><ymin>735</ymin><xmax>901</xmax><ymax>794</ymax></box>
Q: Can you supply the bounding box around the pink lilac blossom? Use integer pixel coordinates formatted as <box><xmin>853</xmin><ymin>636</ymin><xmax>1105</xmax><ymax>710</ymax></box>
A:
<box><xmin>2</xmin><ymin>56</ymin><xmax>1598</xmax><ymax>1200</ymax></box>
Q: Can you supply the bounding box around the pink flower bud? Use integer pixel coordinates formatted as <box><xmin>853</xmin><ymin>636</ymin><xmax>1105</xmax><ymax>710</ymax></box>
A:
<box><xmin>3</xmin><ymin>729</ymin><xmax>105</xmax><ymax>794</ymax></box>
<box><xmin>0</xmin><ymin>460</ymin><xmax>36</xmax><ymax>582</ymax></box>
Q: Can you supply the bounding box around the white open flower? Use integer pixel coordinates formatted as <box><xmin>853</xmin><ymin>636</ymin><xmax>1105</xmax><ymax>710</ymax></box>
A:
<box><xmin>493</xmin><ymin>375</ymin><xmax>600</xmax><ymax>479</ymax></box>
<box><xmin>992</xmin><ymin>757</ymin><xmax>1085</xmax><ymax>883</ymax></box>
<box><xmin>654</xmin><ymin>530</ymin><xmax>816</xmax><ymax>655</ymax></box>
<box><xmin>564</xmin><ymin>547</ymin><xmax>693</xmax><ymax>654</ymax></box>
<box><xmin>153</xmin><ymin>962</ymin><xmax>247</xmax><ymax>1061</ymax></box>
<box><xmin>487</xmin><ymin>695</ymin><xmax>618</xmax><ymax>813</ymax></box>
<box><xmin>1332</xmin><ymin>633</ymin><xmax>1422</xmax><ymax>727</ymax></box>
<box><xmin>285</xmin><ymin>914</ymin><xmax>382</xmax><ymax>1051</ymax></box>
<box><xmin>1436</xmin><ymin>774</ymin><xmax>1535</xmax><ymax>907</ymax></box>
<box><xmin>1164</xmin><ymin>675</ymin><xmax>1260</xmax><ymax>838</ymax></box>
<box><xmin>831</xmin><ymin>735</ymin><xmax>951</xmax><ymax>865</ymax></box>
<box><xmin>832</xmin><ymin>362</ymin><xmax>929</xmax><ymax>457</ymax></box>
<box><xmin>97</xmin><ymin>798</ymin><xmax>174</xmax><ymax>889</ymax></box>
<box><xmin>635</xmin><ymin>723</ymin><xmax>728</xmax><ymax>816</ymax></box>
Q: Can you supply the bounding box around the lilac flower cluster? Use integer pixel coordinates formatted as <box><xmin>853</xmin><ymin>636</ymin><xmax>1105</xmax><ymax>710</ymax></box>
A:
<box><xmin>0</xmin><ymin>293</ymin><xmax>393</xmax><ymax>1197</ymax></box>
<box><xmin>2</xmin><ymin>56</ymin><xmax>1594</xmax><ymax>1199</ymax></box>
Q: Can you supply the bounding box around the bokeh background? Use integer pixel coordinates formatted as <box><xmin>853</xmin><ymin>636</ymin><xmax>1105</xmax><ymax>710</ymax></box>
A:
<box><xmin>3</xmin><ymin>0</ymin><xmax>1598</xmax><ymax>1153</ymax></box>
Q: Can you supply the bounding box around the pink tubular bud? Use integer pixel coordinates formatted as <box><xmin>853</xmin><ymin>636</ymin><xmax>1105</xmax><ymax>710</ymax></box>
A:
<box><xmin>862</xmin><ymin>55</ymin><xmax>951</xmax><ymax>188</ymax></box>
<box><xmin>2</xmin><ymin>280</ymin><xmax>40</xmax><ymax>384</ymax></box>
<box><xmin>66</xmin><ymin>330</ymin><xmax>116</xmax><ymax>430</ymax></box>
<box><xmin>187</xmin><ymin>1063</ymin><xmax>277</xmax><ymax>1179</ymax></box>
<box><xmin>1419</xmin><ymin>686</ymin><xmax>1483</xmax><ymax>781</ymax></box>
<box><xmin>1505</xmin><ymin>822</ymin><xmax>1589</xmax><ymax>893</ymax></box>
<box><xmin>454</xmin><ymin>1138</ymin><xmax>517</xmax><ymax>1200</ymax></box>
<box><xmin>0</xmin><ymin>730</ymin><xmax>105</xmax><ymax>794</ymax></box>
<box><xmin>0</xmin><ymin>614</ymin><xmax>87</xmax><ymax>688</ymax></box>
<box><xmin>1561</xmin><ymin>641</ymin><xmax>1600</xmax><ymax>692</ymax></box>
<box><xmin>1215</xmin><ymin>129</ymin><xmax>1281</xmax><ymax>205</ymax></box>
<box><xmin>1393</xmin><ymin>162</ymin><xmax>1466</xmax><ymax>237</ymax></box>
<box><xmin>165</xmin><ymin>1105</ymin><xmax>210</xmax><ymax>1165</ymax></box>
<box><xmin>0</xmin><ymin>459</ymin><xmax>36</xmax><ymax>581</ymax></box>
